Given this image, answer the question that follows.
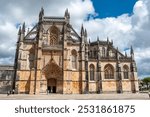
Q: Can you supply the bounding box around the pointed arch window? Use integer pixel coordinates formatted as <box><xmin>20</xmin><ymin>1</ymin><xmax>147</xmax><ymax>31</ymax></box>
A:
<box><xmin>104</xmin><ymin>64</ymin><xmax>114</xmax><ymax>79</ymax></box>
<box><xmin>72</xmin><ymin>50</ymin><xmax>77</xmax><ymax>69</ymax></box>
<box><xmin>90</xmin><ymin>64</ymin><xmax>95</xmax><ymax>81</ymax></box>
<box><xmin>123</xmin><ymin>65</ymin><xmax>129</xmax><ymax>79</ymax></box>
<box><xmin>50</xmin><ymin>25</ymin><xmax>59</xmax><ymax>45</ymax></box>
<box><xmin>102</xmin><ymin>47</ymin><xmax>105</xmax><ymax>57</ymax></box>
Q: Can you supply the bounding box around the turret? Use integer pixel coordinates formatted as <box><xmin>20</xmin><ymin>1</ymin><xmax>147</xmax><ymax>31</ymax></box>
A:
<box><xmin>97</xmin><ymin>36</ymin><xmax>102</xmax><ymax>93</ymax></box>
<box><xmin>79</xmin><ymin>24</ymin><xmax>88</xmax><ymax>93</ymax></box>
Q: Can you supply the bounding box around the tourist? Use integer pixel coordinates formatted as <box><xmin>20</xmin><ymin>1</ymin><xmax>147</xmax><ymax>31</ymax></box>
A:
<box><xmin>7</xmin><ymin>91</ymin><xmax>10</xmax><ymax>96</ymax></box>
<box><xmin>12</xmin><ymin>89</ymin><xmax>15</xmax><ymax>94</ymax></box>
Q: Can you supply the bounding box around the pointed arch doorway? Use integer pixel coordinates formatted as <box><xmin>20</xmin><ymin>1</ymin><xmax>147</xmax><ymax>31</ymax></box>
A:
<box><xmin>42</xmin><ymin>58</ymin><xmax>63</xmax><ymax>94</ymax></box>
<box><xmin>47</xmin><ymin>78</ymin><xmax>57</xmax><ymax>93</ymax></box>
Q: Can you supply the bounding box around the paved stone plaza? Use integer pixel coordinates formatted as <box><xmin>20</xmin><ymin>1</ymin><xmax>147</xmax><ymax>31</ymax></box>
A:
<box><xmin>0</xmin><ymin>93</ymin><xmax>149</xmax><ymax>100</ymax></box>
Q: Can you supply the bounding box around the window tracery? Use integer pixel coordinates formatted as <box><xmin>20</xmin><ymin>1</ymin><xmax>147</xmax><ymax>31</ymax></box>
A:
<box><xmin>104</xmin><ymin>64</ymin><xmax>114</xmax><ymax>79</ymax></box>
<box><xmin>123</xmin><ymin>65</ymin><xmax>129</xmax><ymax>79</ymax></box>
<box><xmin>50</xmin><ymin>25</ymin><xmax>59</xmax><ymax>45</ymax></box>
<box><xmin>90</xmin><ymin>64</ymin><xmax>95</xmax><ymax>81</ymax></box>
<box><xmin>72</xmin><ymin>50</ymin><xmax>77</xmax><ymax>69</ymax></box>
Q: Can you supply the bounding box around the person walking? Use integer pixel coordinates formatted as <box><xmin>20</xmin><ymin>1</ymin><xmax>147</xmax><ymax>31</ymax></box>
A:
<box><xmin>7</xmin><ymin>91</ymin><xmax>10</xmax><ymax>96</ymax></box>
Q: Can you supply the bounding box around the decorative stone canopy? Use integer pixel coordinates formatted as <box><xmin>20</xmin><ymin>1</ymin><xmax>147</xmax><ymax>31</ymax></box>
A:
<box><xmin>42</xmin><ymin>58</ymin><xmax>62</xmax><ymax>79</ymax></box>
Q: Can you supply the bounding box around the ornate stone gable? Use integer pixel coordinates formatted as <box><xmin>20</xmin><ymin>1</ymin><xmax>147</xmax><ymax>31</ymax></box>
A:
<box><xmin>42</xmin><ymin>58</ymin><xmax>62</xmax><ymax>79</ymax></box>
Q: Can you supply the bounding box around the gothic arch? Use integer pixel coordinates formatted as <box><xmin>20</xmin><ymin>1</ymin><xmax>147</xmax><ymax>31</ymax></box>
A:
<box><xmin>102</xmin><ymin>47</ymin><xmax>105</xmax><ymax>57</ymax></box>
<box><xmin>71</xmin><ymin>49</ymin><xmax>77</xmax><ymax>69</ymax></box>
<box><xmin>123</xmin><ymin>65</ymin><xmax>129</xmax><ymax>79</ymax></box>
<box><xmin>104</xmin><ymin>64</ymin><xmax>114</xmax><ymax>79</ymax></box>
<box><xmin>49</xmin><ymin>25</ymin><xmax>59</xmax><ymax>45</ymax></box>
<box><xmin>42</xmin><ymin>58</ymin><xmax>62</xmax><ymax>79</ymax></box>
<box><xmin>89</xmin><ymin>64</ymin><xmax>95</xmax><ymax>81</ymax></box>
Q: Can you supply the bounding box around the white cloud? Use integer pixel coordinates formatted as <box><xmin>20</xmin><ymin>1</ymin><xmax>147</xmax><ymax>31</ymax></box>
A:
<box><xmin>0</xmin><ymin>0</ymin><xmax>150</xmax><ymax>78</ymax></box>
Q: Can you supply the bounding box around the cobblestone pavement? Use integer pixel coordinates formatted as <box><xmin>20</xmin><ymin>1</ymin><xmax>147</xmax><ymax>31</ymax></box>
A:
<box><xmin>0</xmin><ymin>93</ymin><xmax>149</xmax><ymax>100</ymax></box>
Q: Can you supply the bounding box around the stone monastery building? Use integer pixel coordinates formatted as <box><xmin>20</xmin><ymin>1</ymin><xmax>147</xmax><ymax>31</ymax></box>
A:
<box><xmin>1</xmin><ymin>8</ymin><xmax>139</xmax><ymax>94</ymax></box>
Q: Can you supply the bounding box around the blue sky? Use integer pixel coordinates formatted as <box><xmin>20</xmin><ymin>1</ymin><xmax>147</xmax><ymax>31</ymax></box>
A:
<box><xmin>91</xmin><ymin>0</ymin><xmax>137</xmax><ymax>18</ymax></box>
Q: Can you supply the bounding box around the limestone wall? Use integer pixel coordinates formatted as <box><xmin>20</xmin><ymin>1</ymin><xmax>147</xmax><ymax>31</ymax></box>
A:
<box><xmin>102</xmin><ymin>80</ymin><xmax>117</xmax><ymax>93</ymax></box>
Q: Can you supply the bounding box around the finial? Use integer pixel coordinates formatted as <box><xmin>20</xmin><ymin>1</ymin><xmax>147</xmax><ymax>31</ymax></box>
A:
<box><xmin>107</xmin><ymin>37</ymin><xmax>109</xmax><ymax>44</ymax></box>
<box><xmin>84</xmin><ymin>29</ymin><xmax>87</xmax><ymax>37</ymax></box>
<box><xmin>125</xmin><ymin>51</ymin><xmax>127</xmax><ymax>57</ymax></box>
<box><xmin>97</xmin><ymin>36</ymin><xmax>100</xmax><ymax>45</ymax></box>
<box><xmin>41</xmin><ymin>7</ymin><xmax>44</xmax><ymax>15</ymax></box>
<box><xmin>65</xmin><ymin>8</ymin><xmax>70</xmax><ymax>19</ymax></box>
<box><xmin>97</xmin><ymin>36</ymin><xmax>99</xmax><ymax>42</ymax></box>
<box><xmin>39</xmin><ymin>7</ymin><xmax>44</xmax><ymax>21</ymax></box>
<box><xmin>111</xmin><ymin>40</ymin><xmax>113</xmax><ymax>45</ymax></box>
<box><xmin>27</xmin><ymin>28</ymin><xmax>30</xmax><ymax>34</ymax></box>
<box><xmin>117</xmin><ymin>47</ymin><xmax>118</xmax><ymax>51</ymax></box>
<box><xmin>84</xmin><ymin>29</ymin><xmax>88</xmax><ymax>44</ymax></box>
<box><xmin>89</xmin><ymin>38</ymin><xmax>91</xmax><ymax>44</ymax></box>
<box><xmin>81</xmin><ymin>24</ymin><xmax>84</xmax><ymax>36</ymax></box>
<box><xmin>131</xmin><ymin>45</ymin><xmax>134</xmax><ymax>54</ymax></box>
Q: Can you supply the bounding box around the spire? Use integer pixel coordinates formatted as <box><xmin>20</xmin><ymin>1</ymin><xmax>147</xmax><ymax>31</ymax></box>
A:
<box><xmin>107</xmin><ymin>37</ymin><xmax>109</xmax><ymax>44</ymax></box>
<box><xmin>27</xmin><ymin>28</ymin><xmax>30</xmax><ymax>34</ymax></box>
<box><xmin>84</xmin><ymin>29</ymin><xmax>88</xmax><ymax>44</ymax></box>
<box><xmin>125</xmin><ymin>51</ymin><xmax>127</xmax><ymax>57</ymax></box>
<box><xmin>130</xmin><ymin>45</ymin><xmax>134</xmax><ymax>60</ymax></box>
<box><xmin>17</xmin><ymin>26</ymin><xmax>21</xmax><ymax>42</ymax></box>
<box><xmin>89</xmin><ymin>38</ymin><xmax>91</xmax><ymax>45</ymax></box>
<box><xmin>18</xmin><ymin>26</ymin><xmax>21</xmax><ymax>35</ymax></box>
<box><xmin>111</xmin><ymin>40</ymin><xmax>113</xmax><ymax>45</ymax></box>
<box><xmin>80</xmin><ymin>24</ymin><xmax>84</xmax><ymax>36</ymax></box>
<box><xmin>64</xmin><ymin>8</ymin><xmax>70</xmax><ymax>19</ymax></box>
<box><xmin>130</xmin><ymin>46</ymin><xmax>134</xmax><ymax>55</ymax></box>
<box><xmin>97</xmin><ymin>36</ymin><xmax>100</xmax><ymax>45</ymax></box>
<box><xmin>84</xmin><ymin>29</ymin><xmax>87</xmax><ymax>37</ymax></box>
<box><xmin>97</xmin><ymin>36</ymin><xmax>99</xmax><ymax>42</ymax></box>
<box><xmin>21</xmin><ymin>22</ymin><xmax>25</xmax><ymax>34</ymax></box>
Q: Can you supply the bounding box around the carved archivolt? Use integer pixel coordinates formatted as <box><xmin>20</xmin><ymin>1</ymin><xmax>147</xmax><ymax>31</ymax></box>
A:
<box><xmin>42</xmin><ymin>58</ymin><xmax>62</xmax><ymax>79</ymax></box>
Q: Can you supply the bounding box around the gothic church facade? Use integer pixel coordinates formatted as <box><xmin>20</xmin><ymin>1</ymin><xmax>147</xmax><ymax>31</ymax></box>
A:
<box><xmin>13</xmin><ymin>8</ymin><xmax>139</xmax><ymax>94</ymax></box>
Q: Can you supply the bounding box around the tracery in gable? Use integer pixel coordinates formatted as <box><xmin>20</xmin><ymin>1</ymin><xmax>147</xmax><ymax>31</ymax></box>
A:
<box><xmin>42</xmin><ymin>58</ymin><xmax>62</xmax><ymax>79</ymax></box>
<box><xmin>49</xmin><ymin>25</ymin><xmax>59</xmax><ymax>45</ymax></box>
